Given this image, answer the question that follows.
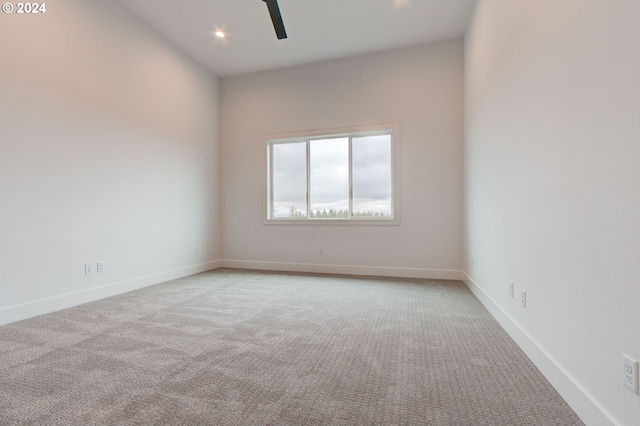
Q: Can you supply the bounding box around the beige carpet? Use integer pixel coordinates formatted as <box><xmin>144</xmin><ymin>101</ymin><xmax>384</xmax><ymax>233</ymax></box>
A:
<box><xmin>0</xmin><ymin>269</ymin><xmax>583</xmax><ymax>425</ymax></box>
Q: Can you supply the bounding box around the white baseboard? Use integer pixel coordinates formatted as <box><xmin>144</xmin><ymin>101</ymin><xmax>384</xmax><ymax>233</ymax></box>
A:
<box><xmin>1</xmin><ymin>260</ymin><xmax>458</xmax><ymax>327</ymax></box>
<box><xmin>462</xmin><ymin>272</ymin><xmax>617</xmax><ymax>426</ymax></box>
<box><xmin>222</xmin><ymin>259</ymin><xmax>462</xmax><ymax>281</ymax></box>
<box><xmin>0</xmin><ymin>260</ymin><xmax>223</xmax><ymax>326</ymax></box>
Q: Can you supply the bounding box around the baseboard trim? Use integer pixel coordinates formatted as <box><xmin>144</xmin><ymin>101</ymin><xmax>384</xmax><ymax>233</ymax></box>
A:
<box><xmin>1</xmin><ymin>260</ymin><xmax>458</xmax><ymax>327</ymax></box>
<box><xmin>221</xmin><ymin>259</ymin><xmax>462</xmax><ymax>281</ymax></box>
<box><xmin>0</xmin><ymin>260</ymin><xmax>223</xmax><ymax>326</ymax></box>
<box><xmin>462</xmin><ymin>272</ymin><xmax>617</xmax><ymax>426</ymax></box>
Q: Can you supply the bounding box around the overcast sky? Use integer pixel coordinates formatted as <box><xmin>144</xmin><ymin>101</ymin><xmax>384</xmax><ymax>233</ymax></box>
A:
<box><xmin>273</xmin><ymin>141</ymin><xmax>306</xmax><ymax>216</ymax></box>
<box><xmin>272</xmin><ymin>135</ymin><xmax>391</xmax><ymax>217</ymax></box>
<box><xmin>310</xmin><ymin>138</ymin><xmax>349</xmax><ymax>212</ymax></box>
<box><xmin>352</xmin><ymin>135</ymin><xmax>391</xmax><ymax>215</ymax></box>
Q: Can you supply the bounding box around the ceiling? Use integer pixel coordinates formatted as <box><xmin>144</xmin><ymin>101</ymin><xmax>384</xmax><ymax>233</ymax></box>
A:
<box><xmin>113</xmin><ymin>0</ymin><xmax>476</xmax><ymax>78</ymax></box>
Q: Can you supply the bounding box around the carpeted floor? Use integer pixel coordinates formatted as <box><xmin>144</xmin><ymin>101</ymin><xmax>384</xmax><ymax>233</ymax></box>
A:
<box><xmin>0</xmin><ymin>269</ymin><xmax>583</xmax><ymax>425</ymax></box>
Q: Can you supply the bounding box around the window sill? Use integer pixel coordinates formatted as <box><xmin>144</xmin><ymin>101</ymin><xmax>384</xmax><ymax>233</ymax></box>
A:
<box><xmin>263</xmin><ymin>218</ymin><xmax>400</xmax><ymax>226</ymax></box>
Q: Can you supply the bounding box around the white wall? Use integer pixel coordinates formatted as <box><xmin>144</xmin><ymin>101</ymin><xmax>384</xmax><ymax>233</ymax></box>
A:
<box><xmin>0</xmin><ymin>0</ymin><xmax>221</xmax><ymax>325</ymax></box>
<box><xmin>220</xmin><ymin>41</ymin><xmax>463</xmax><ymax>279</ymax></box>
<box><xmin>464</xmin><ymin>1</ymin><xmax>640</xmax><ymax>424</ymax></box>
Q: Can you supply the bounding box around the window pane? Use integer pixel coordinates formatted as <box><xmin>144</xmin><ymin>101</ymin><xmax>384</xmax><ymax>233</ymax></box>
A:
<box><xmin>352</xmin><ymin>135</ymin><xmax>392</xmax><ymax>217</ymax></box>
<box><xmin>273</xmin><ymin>142</ymin><xmax>307</xmax><ymax>218</ymax></box>
<box><xmin>310</xmin><ymin>138</ymin><xmax>349</xmax><ymax>218</ymax></box>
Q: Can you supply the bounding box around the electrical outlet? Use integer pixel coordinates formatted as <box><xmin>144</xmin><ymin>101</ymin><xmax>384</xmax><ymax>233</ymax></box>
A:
<box><xmin>84</xmin><ymin>263</ymin><xmax>93</xmax><ymax>275</ymax></box>
<box><xmin>509</xmin><ymin>282</ymin><xmax>515</xmax><ymax>298</ymax></box>
<box><xmin>521</xmin><ymin>289</ymin><xmax>527</xmax><ymax>308</ymax></box>
<box><xmin>194</xmin><ymin>248</ymin><xmax>199</xmax><ymax>257</ymax></box>
<box><xmin>318</xmin><ymin>248</ymin><xmax>324</xmax><ymax>256</ymax></box>
<box><xmin>97</xmin><ymin>261</ymin><xmax>105</xmax><ymax>273</ymax></box>
<box><xmin>623</xmin><ymin>354</ymin><xmax>639</xmax><ymax>394</ymax></box>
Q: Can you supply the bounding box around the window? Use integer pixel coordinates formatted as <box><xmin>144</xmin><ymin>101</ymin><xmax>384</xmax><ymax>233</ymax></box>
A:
<box><xmin>265</xmin><ymin>124</ymin><xmax>399</xmax><ymax>224</ymax></box>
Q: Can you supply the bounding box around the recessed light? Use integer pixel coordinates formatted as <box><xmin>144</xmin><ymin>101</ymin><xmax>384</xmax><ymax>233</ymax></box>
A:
<box><xmin>215</xmin><ymin>31</ymin><xmax>225</xmax><ymax>38</ymax></box>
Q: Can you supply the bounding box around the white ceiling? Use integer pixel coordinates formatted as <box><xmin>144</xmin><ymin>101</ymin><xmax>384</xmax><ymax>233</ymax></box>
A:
<box><xmin>113</xmin><ymin>0</ymin><xmax>476</xmax><ymax>78</ymax></box>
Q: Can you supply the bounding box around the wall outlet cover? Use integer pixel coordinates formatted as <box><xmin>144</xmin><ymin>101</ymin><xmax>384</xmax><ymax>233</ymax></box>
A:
<box><xmin>623</xmin><ymin>354</ymin><xmax>639</xmax><ymax>395</ymax></box>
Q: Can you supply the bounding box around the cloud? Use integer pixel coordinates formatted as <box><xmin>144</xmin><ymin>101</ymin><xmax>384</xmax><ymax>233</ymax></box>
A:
<box><xmin>353</xmin><ymin>135</ymin><xmax>391</xmax><ymax>204</ymax></box>
<box><xmin>273</xmin><ymin>142</ymin><xmax>306</xmax><ymax>216</ymax></box>
<box><xmin>271</xmin><ymin>135</ymin><xmax>392</xmax><ymax>216</ymax></box>
<box><xmin>310</xmin><ymin>138</ymin><xmax>349</xmax><ymax>209</ymax></box>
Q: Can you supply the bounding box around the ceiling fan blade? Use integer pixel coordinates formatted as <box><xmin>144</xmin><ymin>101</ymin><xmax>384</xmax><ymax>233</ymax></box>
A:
<box><xmin>262</xmin><ymin>0</ymin><xmax>287</xmax><ymax>40</ymax></box>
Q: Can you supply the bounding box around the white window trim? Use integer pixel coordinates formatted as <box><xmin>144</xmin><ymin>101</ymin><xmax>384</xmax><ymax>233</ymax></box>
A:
<box><xmin>263</xmin><ymin>123</ymin><xmax>400</xmax><ymax>225</ymax></box>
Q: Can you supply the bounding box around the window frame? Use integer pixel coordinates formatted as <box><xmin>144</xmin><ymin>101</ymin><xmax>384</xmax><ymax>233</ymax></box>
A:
<box><xmin>263</xmin><ymin>123</ymin><xmax>400</xmax><ymax>225</ymax></box>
